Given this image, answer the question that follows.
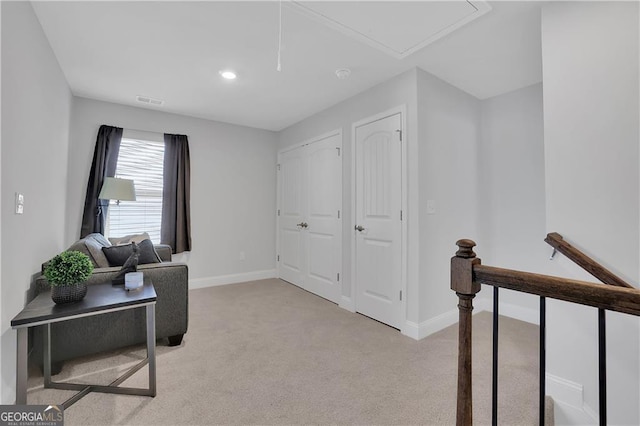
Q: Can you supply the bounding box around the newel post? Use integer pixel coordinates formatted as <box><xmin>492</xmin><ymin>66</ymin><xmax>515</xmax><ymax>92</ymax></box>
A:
<box><xmin>451</xmin><ymin>239</ymin><xmax>481</xmax><ymax>426</ymax></box>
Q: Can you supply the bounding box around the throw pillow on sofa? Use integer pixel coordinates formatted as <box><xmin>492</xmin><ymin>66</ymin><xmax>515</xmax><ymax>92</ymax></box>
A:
<box><xmin>102</xmin><ymin>239</ymin><xmax>161</xmax><ymax>266</ymax></box>
<box><xmin>67</xmin><ymin>233</ymin><xmax>112</xmax><ymax>268</ymax></box>
<box><xmin>109</xmin><ymin>232</ymin><xmax>151</xmax><ymax>246</ymax></box>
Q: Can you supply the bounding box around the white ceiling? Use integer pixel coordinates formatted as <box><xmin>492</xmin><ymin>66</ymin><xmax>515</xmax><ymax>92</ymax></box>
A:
<box><xmin>31</xmin><ymin>1</ymin><xmax>543</xmax><ymax>131</ymax></box>
<box><xmin>289</xmin><ymin>1</ymin><xmax>492</xmax><ymax>58</ymax></box>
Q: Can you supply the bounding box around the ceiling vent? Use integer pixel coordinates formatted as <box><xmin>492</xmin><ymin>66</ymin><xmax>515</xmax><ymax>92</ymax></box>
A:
<box><xmin>290</xmin><ymin>1</ymin><xmax>491</xmax><ymax>59</ymax></box>
<box><xmin>136</xmin><ymin>95</ymin><xmax>164</xmax><ymax>106</ymax></box>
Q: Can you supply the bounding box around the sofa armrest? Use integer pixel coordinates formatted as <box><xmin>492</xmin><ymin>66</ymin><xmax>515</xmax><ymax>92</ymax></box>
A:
<box><xmin>154</xmin><ymin>244</ymin><xmax>172</xmax><ymax>262</ymax></box>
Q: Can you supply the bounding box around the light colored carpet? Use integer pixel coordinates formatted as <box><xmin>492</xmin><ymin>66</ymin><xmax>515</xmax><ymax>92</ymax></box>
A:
<box><xmin>26</xmin><ymin>278</ymin><xmax>544</xmax><ymax>425</ymax></box>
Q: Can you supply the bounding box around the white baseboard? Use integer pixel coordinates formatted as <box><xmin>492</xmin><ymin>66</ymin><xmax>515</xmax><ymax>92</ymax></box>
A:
<box><xmin>400</xmin><ymin>298</ymin><xmax>540</xmax><ymax>341</ymax></box>
<box><xmin>546</xmin><ymin>373</ymin><xmax>597</xmax><ymax>425</ymax></box>
<box><xmin>189</xmin><ymin>269</ymin><xmax>277</xmax><ymax>289</ymax></box>
<box><xmin>402</xmin><ymin>321</ymin><xmax>421</xmax><ymax>340</ymax></box>
<box><xmin>339</xmin><ymin>296</ymin><xmax>355</xmax><ymax>312</ymax></box>
<box><xmin>402</xmin><ymin>309</ymin><xmax>459</xmax><ymax>340</ymax></box>
<box><xmin>546</xmin><ymin>373</ymin><xmax>584</xmax><ymax>410</ymax></box>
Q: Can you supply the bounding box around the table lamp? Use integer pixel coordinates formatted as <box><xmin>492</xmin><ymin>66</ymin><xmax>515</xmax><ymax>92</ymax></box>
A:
<box><xmin>99</xmin><ymin>177</ymin><xmax>136</xmax><ymax>204</ymax></box>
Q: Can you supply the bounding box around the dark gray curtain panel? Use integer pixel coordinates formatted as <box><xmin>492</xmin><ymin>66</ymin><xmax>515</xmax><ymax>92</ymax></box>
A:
<box><xmin>162</xmin><ymin>133</ymin><xmax>192</xmax><ymax>253</ymax></box>
<box><xmin>80</xmin><ymin>125</ymin><xmax>123</xmax><ymax>238</ymax></box>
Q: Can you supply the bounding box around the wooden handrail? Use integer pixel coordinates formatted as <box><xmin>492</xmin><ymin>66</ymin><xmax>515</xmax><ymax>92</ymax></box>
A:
<box><xmin>475</xmin><ymin>265</ymin><xmax>640</xmax><ymax>317</ymax></box>
<box><xmin>545</xmin><ymin>232</ymin><xmax>633</xmax><ymax>288</ymax></box>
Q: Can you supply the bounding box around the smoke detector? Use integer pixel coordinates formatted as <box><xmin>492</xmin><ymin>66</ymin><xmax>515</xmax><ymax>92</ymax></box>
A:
<box><xmin>335</xmin><ymin>68</ymin><xmax>351</xmax><ymax>80</ymax></box>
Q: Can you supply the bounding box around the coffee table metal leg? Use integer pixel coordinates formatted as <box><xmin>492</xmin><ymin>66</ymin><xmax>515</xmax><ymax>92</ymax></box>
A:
<box><xmin>146</xmin><ymin>303</ymin><xmax>156</xmax><ymax>396</ymax></box>
<box><xmin>44</xmin><ymin>324</ymin><xmax>51</xmax><ymax>386</ymax></box>
<box><xmin>16</xmin><ymin>328</ymin><xmax>28</xmax><ymax>404</ymax></box>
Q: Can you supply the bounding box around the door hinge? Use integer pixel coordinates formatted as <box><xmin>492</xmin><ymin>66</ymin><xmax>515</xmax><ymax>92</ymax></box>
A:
<box><xmin>400</xmin><ymin>290</ymin><xmax>402</xmax><ymax>301</ymax></box>
<box><xmin>337</xmin><ymin>273</ymin><xmax>340</xmax><ymax>282</ymax></box>
<box><xmin>277</xmin><ymin>255</ymin><xmax>280</xmax><ymax>262</ymax></box>
<box><xmin>277</xmin><ymin>164</ymin><xmax>281</xmax><ymax>171</ymax></box>
<box><xmin>337</xmin><ymin>210</ymin><xmax>340</xmax><ymax>219</ymax></box>
<box><xmin>396</xmin><ymin>129</ymin><xmax>402</xmax><ymax>141</ymax></box>
<box><xmin>400</xmin><ymin>210</ymin><xmax>403</xmax><ymax>221</ymax></box>
<box><xmin>277</xmin><ymin>209</ymin><xmax>280</xmax><ymax>216</ymax></box>
<box><xmin>336</xmin><ymin>147</ymin><xmax>341</xmax><ymax>156</ymax></box>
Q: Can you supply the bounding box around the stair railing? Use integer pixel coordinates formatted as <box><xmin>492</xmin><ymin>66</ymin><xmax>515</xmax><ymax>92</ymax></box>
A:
<box><xmin>544</xmin><ymin>232</ymin><xmax>633</xmax><ymax>289</ymax></box>
<box><xmin>451</xmin><ymin>235</ymin><xmax>640</xmax><ymax>426</ymax></box>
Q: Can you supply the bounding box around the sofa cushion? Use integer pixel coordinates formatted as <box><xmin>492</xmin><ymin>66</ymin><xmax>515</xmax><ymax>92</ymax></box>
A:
<box><xmin>67</xmin><ymin>233</ymin><xmax>111</xmax><ymax>268</ymax></box>
<box><xmin>109</xmin><ymin>232</ymin><xmax>151</xmax><ymax>246</ymax></box>
<box><xmin>102</xmin><ymin>239</ymin><xmax>161</xmax><ymax>266</ymax></box>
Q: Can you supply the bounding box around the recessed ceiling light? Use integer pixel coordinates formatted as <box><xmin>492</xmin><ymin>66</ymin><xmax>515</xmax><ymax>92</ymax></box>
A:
<box><xmin>219</xmin><ymin>70</ymin><xmax>237</xmax><ymax>80</ymax></box>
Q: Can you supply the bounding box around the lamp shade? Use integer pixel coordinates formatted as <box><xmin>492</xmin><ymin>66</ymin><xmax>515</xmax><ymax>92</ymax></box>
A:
<box><xmin>99</xmin><ymin>177</ymin><xmax>136</xmax><ymax>201</ymax></box>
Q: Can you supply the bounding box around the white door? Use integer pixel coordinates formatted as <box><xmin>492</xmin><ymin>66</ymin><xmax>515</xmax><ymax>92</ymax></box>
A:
<box><xmin>278</xmin><ymin>147</ymin><xmax>306</xmax><ymax>286</ymax></box>
<box><xmin>354</xmin><ymin>113</ymin><xmax>403</xmax><ymax>329</ymax></box>
<box><xmin>277</xmin><ymin>133</ymin><xmax>342</xmax><ymax>304</ymax></box>
<box><xmin>304</xmin><ymin>134</ymin><xmax>341</xmax><ymax>303</ymax></box>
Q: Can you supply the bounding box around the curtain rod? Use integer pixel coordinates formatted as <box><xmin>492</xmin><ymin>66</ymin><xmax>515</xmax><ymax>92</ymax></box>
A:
<box><xmin>121</xmin><ymin>127</ymin><xmax>186</xmax><ymax>137</ymax></box>
<box><xmin>122</xmin><ymin>126</ymin><xmax>164</xmax><ymax>135</ymax></box>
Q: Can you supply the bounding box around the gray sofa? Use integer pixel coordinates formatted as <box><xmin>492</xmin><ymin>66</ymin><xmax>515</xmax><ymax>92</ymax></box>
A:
<box><xmin>32</xmin><ymin>234</ymin><xmax>188</xmax><ymax>373</ymax></box>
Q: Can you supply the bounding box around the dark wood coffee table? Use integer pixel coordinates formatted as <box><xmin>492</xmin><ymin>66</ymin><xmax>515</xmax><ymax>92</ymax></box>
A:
<box><xmin>11</xmin><ymin>280</ymin><xmax>157</xmax><ymax>408</ymax></box>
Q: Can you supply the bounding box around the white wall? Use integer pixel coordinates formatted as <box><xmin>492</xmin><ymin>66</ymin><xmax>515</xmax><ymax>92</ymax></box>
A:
<box><xmin>416</xmin><ymin>68</ymin><xmax>480</xmax><ymax>329</ymax></box>
<box><xmin>278</xmin><ymin>69</ymin><xmax>420</xmax><ymax>323</ymax></box>
<box><xmin>1</xmin><ymin>1</ymin><xmax>73</xmax><ymax>404</ymax></box>
<box><xmin>69</xmin><ymin>98</ymin><xmax>278</xmax><ymax>287</ymax></box>
<box><xmin>542</xmin><ymin>2</ymin><xmax>639</xmax><ymax>423</ymax></box>
<box><xmin>477</xmin><ymin>83</ymin><xmax>547</xmax><ymax>323</ymax></box>
<box><xmin>279</xmin><ymin>67</ymin><xmax>483</xmax><ymax>337</ymax></box>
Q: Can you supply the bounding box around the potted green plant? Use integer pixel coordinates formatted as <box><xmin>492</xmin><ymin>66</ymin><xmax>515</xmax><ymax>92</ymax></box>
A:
<box><xmin>44</xmin><ymin>251</ymin><xmax>94</xmax><ymax>304</ymax></box>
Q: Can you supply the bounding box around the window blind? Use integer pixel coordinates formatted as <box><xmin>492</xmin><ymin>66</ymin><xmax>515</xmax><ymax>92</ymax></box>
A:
<box><xmin>106</xmin><ymin>138</ymin><xmax>164</xmax><ymax>243</ymax></box>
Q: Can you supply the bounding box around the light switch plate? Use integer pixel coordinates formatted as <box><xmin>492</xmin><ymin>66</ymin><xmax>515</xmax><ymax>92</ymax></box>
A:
<box><xmin>15</xmin><ymin>192</ymin><xmax>24</xmax><ymax>215</ymax></box>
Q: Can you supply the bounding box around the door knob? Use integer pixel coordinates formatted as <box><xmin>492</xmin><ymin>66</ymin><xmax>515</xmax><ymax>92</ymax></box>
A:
<box><xmin>297</xmin><ymin>222</ymin><xmax>305</xmax><ymax>228</ymax></box>
<box><xmin>355</xmin><ymin>225</ymin><xmax>365</xmax><ymax>232</ymax></box>
<box><xmin>302</xmin><ymin>222</ymin><xmax>309</xmax><ymax>228</ymax></box>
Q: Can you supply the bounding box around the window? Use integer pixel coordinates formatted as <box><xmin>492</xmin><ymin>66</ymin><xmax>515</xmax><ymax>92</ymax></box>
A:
<box><xmin>105</xmin><ymin>138</ymin><xmax>164</xmax><ymax>243</ymax></box>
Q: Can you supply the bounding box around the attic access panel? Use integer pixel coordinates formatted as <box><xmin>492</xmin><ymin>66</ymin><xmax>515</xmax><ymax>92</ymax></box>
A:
<box><xmin>290</xmin><ymin>1</ymin><xmax>491</xmax><ymax>59</ymax></box>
